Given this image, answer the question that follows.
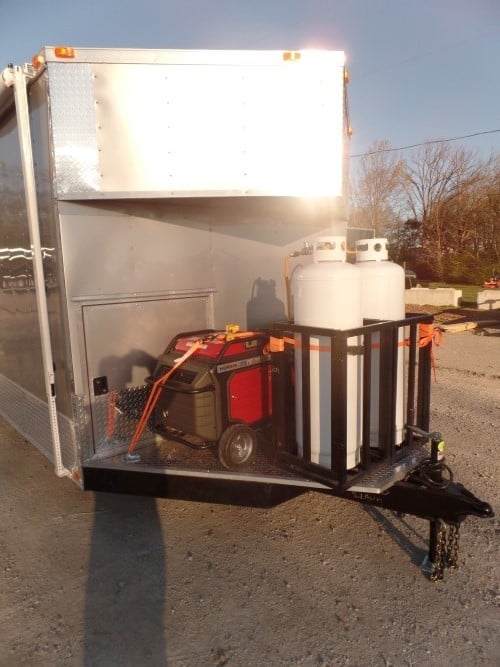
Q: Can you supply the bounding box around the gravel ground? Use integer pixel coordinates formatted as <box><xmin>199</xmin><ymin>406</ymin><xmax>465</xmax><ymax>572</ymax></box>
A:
<box><xmin>0</xmin><ymin>323</ymin><xmax>498</xmax><ymax>667</ymax></box>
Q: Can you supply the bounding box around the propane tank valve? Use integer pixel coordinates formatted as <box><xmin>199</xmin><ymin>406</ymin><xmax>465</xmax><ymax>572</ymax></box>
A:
<box><xmin>288</xmin><ymin>242</ymin><xmax>314</xmax><ymax>258</ymax></box>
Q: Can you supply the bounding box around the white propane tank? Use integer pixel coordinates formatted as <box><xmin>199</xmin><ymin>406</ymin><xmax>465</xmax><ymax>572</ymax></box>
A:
<box><xmin>292</xmin><ymin>236</ymin><xmax>362</xmax><ymax>470</ymax></box>
<box><xmin>355</xmin><ymin>238</ymin><xmax>406</xmax><ymax>446</ymax></box>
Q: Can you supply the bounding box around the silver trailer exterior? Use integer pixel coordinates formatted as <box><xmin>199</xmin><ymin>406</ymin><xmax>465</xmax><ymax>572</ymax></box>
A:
<box><xmin>0</xmin><ymin>47</ymin><xmax>348</xmax><ymax>488</ymax></box>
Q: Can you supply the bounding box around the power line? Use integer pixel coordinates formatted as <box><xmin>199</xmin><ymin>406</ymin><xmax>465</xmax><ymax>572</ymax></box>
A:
<box><xmin>351</xmin><ymin>27</ymin><xmax>496</xmax><ymax>83</ymax></box>
<box><xmin>350</xmin><ymin>129</ymin><xmax>500</xmax><ymax>158</ymax></box>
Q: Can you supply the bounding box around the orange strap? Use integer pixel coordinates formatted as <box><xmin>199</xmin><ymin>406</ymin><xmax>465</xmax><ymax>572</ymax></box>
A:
<box><xmin>418</xmin><ymin>324</ymin><xmax>444</xmax><ymax>382</ymax></box>
<box><xmin>270</xmin><ymin>327</ymin><xmax>443</xmax><ymax>382</ymax></box>
<box><xmin>418</xmin><ymin>323</ymin><xmax>444</xmax><ymax>348</ymax></box>
<box><xmin>270</xmin><ymin>335</ymin><xmax>408</xmax><ymax>353</ymax></box>
<box><xmin>127</xmin><ymin>339</ymin><xmax>202</xmax><ymax>455</ymax></box>
<box><xmin>269</xmin><ymin>335</ymin><xmax>296</xmax><ymax>352</ymax></box>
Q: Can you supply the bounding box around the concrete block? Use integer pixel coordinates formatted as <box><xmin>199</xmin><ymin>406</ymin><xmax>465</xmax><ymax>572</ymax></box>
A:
<box><xmin>476</xmin><ymin>289</ymin><xmax>500</xmax><ymax>310</ymax></box>
<box><xmin>405</xmin><ymin>287</ymin><xmax>462</xmax><ymax>307</ymax></box>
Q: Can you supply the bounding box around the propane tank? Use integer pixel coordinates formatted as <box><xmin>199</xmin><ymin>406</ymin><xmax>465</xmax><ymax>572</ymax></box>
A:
<box><xmin>356</xmin><ymin>238</ymin><xmax>406</xmax><ymax>446</ymax></box>
<box><xmin>292</xmin><ymin>236</ymin><xmax>362</xmax><ymax>470</ymax></box>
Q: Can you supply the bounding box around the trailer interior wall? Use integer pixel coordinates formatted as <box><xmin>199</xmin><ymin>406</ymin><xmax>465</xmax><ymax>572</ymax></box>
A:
<box><xmin>58</xmin><ymin>197</ymin><xmax>342</xmax><ymax>462</ymax></box>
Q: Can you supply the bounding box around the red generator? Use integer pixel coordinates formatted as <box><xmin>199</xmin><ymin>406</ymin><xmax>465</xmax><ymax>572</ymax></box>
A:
<box><xmin>149</xmin><ymin>329</ymin><xmax>272</xmax><ymax>469</ymax></box>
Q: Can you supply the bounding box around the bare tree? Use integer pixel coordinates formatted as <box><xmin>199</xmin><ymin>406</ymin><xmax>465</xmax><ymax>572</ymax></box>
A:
<box><xmin>440</xmin><ymin>154</ymin><xmax>499</xmax><ymax>259</ymax></box>
<box><xmin>350</xmin><ymin>139</ymin><xmax>499</xmax><ymax>280</ymax></box>
<box><xmin>480</xmin><ymin>155</ymin><xmax>500</xmax><ymax>264</ymax></box>
<box><xmin>349</xmin><ymin>140</ymin><xmax>405</xmax><ymax>238</ymax></box>
<box><xmin>402</xmin><ymin>143</ymin><xmax>487</xmax><ymax>280</ymax></box>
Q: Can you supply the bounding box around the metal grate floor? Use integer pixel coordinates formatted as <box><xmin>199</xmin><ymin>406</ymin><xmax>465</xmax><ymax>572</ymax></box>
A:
<box><xmin>86</xmin><ymin>432</ymin><xmax>329</xmax><ymax>488</ymax></box>
<box><xmin>86</xmin><ymin>434</ymin><xmax>429</xmax><ymax>494</ymax></box>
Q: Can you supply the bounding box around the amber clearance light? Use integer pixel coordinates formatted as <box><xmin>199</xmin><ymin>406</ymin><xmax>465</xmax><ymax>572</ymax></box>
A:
<box><xmin>283</xmin><ymin>51</ymin><xmax>301</xmax><ymax>62</ymax></box>
<box><xmin>54</xmin><ymin>46</ymin><xmax>75</xmax><ymax>58</ymax></box>
<box><xmin>32</xmin><ymin>53</ymin><xmax>45</xmax><ymax>70</ymax></box>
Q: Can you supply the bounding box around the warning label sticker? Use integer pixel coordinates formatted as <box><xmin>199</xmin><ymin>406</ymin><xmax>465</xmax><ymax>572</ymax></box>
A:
<box><xmin>216</xmin><ymin>356</ymin><xmax>263</xmax><ymax>374</ymax></box>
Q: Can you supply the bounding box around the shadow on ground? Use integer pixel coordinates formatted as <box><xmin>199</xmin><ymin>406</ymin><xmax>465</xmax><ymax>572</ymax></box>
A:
<box><xmin>84</xmin><ymin>493</ymin><xmax>166</xmax><ymax>667</ymax></box>
<box><xmin>362</xmin><ymin>505</ymin><xmax>428</xmax><ymax>569</ymax></box>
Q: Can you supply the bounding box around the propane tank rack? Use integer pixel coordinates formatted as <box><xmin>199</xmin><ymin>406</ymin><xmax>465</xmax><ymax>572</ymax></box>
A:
<box><xmin>270</xmin><ymin>312</ymin><xmax>436</xmax><ymax>491</ymax></box>
<box><xmin>270</xmin><ymin>310</ymin><xmax>493</xmax><ymax>581</ymax></box>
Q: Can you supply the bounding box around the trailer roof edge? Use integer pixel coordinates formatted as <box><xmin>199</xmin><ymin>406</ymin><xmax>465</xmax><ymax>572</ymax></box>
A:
<box><xmin>35</xmin><ymin>46</ymin><xmax>346</xmax><ymax>67</ymax></box>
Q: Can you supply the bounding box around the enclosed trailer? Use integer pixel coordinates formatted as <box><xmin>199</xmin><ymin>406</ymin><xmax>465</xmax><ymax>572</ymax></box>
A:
<box><xmin>0</xmin><ymin>47</ymin><xmax>492</xmax><ymax>580</ymax></box>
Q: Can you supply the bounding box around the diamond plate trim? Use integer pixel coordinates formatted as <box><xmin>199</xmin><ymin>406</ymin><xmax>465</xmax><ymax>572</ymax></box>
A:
<box><xmin>349</xmin><ymin>448</ymin><xmax>429</xmax><ymax>494</ymax></box>
<box><xmin>91</xmin><ymin>386</ymin><xmax>156</xmax><ymax>460</ymax></box>
<box><xmin>0</xmin><ymin>373</ymin><xmax>78</xmax><ymax>470</ymax></box>
<box><xmin>49</xmin><ymin>62</ymin><xmax>100</xmax><ymax>196</ymax></box>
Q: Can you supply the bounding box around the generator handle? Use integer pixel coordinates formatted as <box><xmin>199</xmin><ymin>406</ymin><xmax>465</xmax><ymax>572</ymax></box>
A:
<box><xmin>151</xmin><ymin>383</ymin><xmax>214</xmax><ymax>396</ymax></box>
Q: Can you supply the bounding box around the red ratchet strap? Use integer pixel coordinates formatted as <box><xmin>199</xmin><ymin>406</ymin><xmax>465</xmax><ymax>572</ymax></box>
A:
<box><xmin>127</xmin><ymin>339</ymin><xmax>203</xmax><ymax>455</ymax></box>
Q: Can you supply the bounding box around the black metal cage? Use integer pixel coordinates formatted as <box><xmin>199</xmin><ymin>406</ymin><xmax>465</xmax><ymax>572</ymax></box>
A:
<box><xmin>270</xmin><ymin>313</ymin><xmax>434</xmax><ymax>490</ymax></box>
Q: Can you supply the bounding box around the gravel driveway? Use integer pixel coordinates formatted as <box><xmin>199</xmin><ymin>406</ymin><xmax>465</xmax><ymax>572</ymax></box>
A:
<box><xmin>0</xmin><ymin>324</ymin><xmax>498</xmax><ymax>666</ymax></box>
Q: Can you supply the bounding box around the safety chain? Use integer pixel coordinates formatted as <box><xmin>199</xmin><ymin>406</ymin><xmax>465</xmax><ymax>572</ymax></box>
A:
<box><xmin>431</xmin><ymin>520</ymin><xmax>447</xmax><ymax>581</ymax></box>
<box><xmin>445</xmin><ymin>522</ymin><xmax>460</xmax><ymax>569</ymax></box>
<box><xmin>431</xmin><ymin>520</ymin><xmax>460</xmax><ymax>581</ymax></box>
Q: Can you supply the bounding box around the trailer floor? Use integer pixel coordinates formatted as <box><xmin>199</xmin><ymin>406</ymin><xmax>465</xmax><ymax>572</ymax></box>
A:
<box><xmin>84</xmin><ymin>433</ymin><xmax>430</xmax><ymax>497</ymax></box>
<box><xmin>84</xmin><ymin>435</ymin><xmax>330</xmax><ymax>489</ymax></box>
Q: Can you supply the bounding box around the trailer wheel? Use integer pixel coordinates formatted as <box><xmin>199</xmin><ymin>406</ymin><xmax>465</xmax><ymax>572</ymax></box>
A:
<box><xmin>218</xmin><ymin>424</ymin><xmax>257</xmax><ymax>470</ymax></box>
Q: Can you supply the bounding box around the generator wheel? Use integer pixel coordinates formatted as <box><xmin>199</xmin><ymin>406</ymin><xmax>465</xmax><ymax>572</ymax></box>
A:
<box><xmin>218</xmin><ymin>424</ymin><xmax>257</xmax><ymax>470</ymax></box>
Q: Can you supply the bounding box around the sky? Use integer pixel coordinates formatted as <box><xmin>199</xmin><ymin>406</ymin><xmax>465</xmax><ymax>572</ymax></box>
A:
<box><xmin>1</xmin><ymin>0</ymin><xmax>499</xmax><ymax>171</ymax></box>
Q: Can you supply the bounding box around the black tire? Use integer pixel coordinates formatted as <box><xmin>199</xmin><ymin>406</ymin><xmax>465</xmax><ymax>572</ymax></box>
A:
<box><xmin>217</xmin><ymin>423</ymin><xmax>257</xmax><ymax>470</ymax></box>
